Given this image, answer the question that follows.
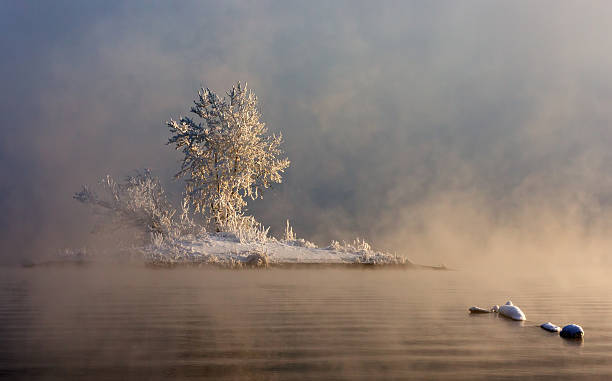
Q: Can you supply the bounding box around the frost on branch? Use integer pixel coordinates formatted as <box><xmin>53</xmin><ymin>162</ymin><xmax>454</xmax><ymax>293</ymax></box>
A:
<box><xmin>74</xmin><ymin>169</ymin><xmax>198</xmax><ymax>240</ymax></box>
<box><xmin>166</xmin><ymin>82</ymin><xmax>290</xmax><ymax>231</ymax></box>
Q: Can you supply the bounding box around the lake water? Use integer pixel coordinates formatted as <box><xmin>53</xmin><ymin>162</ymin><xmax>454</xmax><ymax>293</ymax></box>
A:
<box><xmin>1</xmin><ymin>265</ymin><xmax>611</xmax><ymax>380</ymax></box>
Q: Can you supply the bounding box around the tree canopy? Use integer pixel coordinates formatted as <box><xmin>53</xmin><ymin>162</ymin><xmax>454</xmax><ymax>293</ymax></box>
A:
<box><xmin>166</xmin><ymin>82</ymin><xmax>290</xmax><ymax>230</ymax></box>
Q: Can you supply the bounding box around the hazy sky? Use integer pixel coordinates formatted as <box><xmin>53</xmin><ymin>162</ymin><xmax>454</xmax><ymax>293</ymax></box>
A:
<box><xmin>2</xmin><ymin>1</ymin><xmax>612</xmax><ymax>265</ymax></box>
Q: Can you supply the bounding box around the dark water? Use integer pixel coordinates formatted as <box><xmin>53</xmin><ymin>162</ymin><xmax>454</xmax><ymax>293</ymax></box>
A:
<box><xmin>1</xmin><ymin>265</ymin><xmax>611</xmax><ymax>380</ymax></box>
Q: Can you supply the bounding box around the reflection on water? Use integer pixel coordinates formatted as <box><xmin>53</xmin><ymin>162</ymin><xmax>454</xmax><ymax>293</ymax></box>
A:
<box><xmin>0</xmin><ymin>265</ymin><xmax>610</xmax><ymax>380</ymax></box>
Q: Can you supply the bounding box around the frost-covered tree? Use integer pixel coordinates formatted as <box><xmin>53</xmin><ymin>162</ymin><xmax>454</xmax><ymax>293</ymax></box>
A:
<box><xmin>166</xmin><ymin>82</ymin><xmax>290</xmax><ymax>230</ymax></box>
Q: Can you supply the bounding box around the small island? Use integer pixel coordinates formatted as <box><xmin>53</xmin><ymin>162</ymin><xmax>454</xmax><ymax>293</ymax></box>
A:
<box><xmin>69</xmin><ymin>83</ymin><xmax>438</xmax><ymax>269</ymax></box>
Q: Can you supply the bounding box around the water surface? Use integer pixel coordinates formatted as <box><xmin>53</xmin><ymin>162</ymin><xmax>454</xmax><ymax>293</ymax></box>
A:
<box><xmin>1</xmin><ymin>265</ymin><xmax>611</xmax><ymax>380</ymax></box>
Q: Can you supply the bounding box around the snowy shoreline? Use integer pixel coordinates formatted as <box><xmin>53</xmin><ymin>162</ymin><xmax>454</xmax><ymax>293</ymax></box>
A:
<box><xmin>26</xmin><ymin>232</ymin><xmax>447</xmax><ymax>270</ymax></box>
<box><xmin>143</xmin><ymin>233</ymin><xmax>415</xmax><ymax>267</ymax></box>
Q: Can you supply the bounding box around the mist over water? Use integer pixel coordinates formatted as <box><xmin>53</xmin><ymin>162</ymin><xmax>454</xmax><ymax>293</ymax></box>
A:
<box><xmin>2</xmin><ymin>2</ymin><xmax>612</xmax><ymax>267</ymax></box>
<box><xmin>2</xmin><ymin>266</ymin><xmax>611</xmax><ymax>380</ymax></box>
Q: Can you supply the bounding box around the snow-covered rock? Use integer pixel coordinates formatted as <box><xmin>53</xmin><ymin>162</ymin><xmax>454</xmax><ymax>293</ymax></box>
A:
<box><xmin>498</xmin><ymin>301</ymin><xmax>526</xmax><ymax>321</ymax></box>
<box><xmin>244</xmin><ymin>252</ymin><xmax>269</xmax><ymax>268</ymax></box>
<box><xmin>560</xmin><ymin>324</ymin><xmax>584</xmax><ymax>339</ymax></box>
<box><xmin>540</xmin><ymin>322</ymin><xmax>561</xmax><ymax>333</ymax></box>
<box><xmin>469</xmin><ymin>306</ymin><xmax>491</xmax><ymax>314</ymax></box>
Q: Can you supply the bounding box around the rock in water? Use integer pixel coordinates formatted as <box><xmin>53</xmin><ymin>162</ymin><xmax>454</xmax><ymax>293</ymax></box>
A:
<box><xmin>498</xmin><ymin>301</ymin><xmax>526</xmax><ymax>321</ymax></box>
<box><xmin>540</xmin><ymin>322</ymin><xmax>561</xmax><ymax>332</ymax></box>
<box><xmin>560</xmin><ymin>324</ymin><xmax>584</xmax><ymax>339</ymax></box>
<box><xmin>469</xmin><ymin>306</ymin><xmax>491</xmax><ymax>314</ymax></box>
<box><xmin>491</xmin><ymin>305</ymin><xmax>499</xmax><ymax>313</ymax></box>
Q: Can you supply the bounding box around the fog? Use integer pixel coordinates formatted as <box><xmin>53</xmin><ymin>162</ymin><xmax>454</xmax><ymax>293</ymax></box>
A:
<box><xmin>2</xmin><ymin>1</ymin><xmax>612</xmax><ymax>267</ymax></box>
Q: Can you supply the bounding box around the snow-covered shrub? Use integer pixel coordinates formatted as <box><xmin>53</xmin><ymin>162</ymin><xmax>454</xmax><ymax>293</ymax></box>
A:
<box><xmin>166</xmin><ymin>82</ymin><xmax>290</xmax><ymax>231</ymax></box>
<box><xmin>326</xmin><ymin>238</ymin><xmax>372</xmax><ymax>253</ymax></box>
<box><xmin>173</xmin><ymin>197</ymin><xmax>206</xmax><ymax>238</ymax></box>
<box><xmin>356</xmin><ymin>251</ymin><xmax>407</xmax><ymax>265</ymax></box>
<box><xmin>284</xmin><ymin>219</ymin><xmax>296</xmax><ymax>241</ymax></box>
<box><xmin>74</xmin><ymin>169</ymin><xmax>202</xmax><ymax>241</ymax></box>
<box><xmin>282</xmin><ymin>220</ymin><xmax>317</xmax><ymax>248</ymax></box>
<box><xmin>219</xmin><ymin>214</ymin><xmax>270</xmax><ymax>243</ymax></box>
<box><xmin>325</xmin><ymin>237</ymin><xmax>407</xmax><ymax>264</ymax></box>
<box><xmin>327</xmin><ymin>240</ymin><xmax>343</xmax><ymax>251</ymax></box>
<box><xmin>151</xmin><ymin>232</ymin><xmax>165</xmax><ymax>248</ymax></box>
<box><xmin>351</xmin><ymin>238</ymin><xmax>372</xmax><ymax>252</ymax></box>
